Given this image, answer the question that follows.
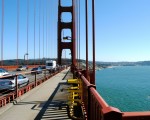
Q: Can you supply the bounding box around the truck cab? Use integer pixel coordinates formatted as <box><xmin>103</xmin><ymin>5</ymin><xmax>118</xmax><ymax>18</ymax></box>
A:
<box><xmin>46</xmin><ymin>60</ymin><xmax>57</xmax><ymax>73</ymax></box>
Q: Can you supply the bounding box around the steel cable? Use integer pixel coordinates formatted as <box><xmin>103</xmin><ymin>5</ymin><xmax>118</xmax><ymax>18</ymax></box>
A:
<box><xmin>1</xmin><ymin>0</ymin><xmax>4</xmax><ymax>66</ymax></box>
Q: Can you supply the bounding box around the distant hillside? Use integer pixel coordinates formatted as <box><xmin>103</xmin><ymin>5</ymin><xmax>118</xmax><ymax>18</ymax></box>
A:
<box><xmin>2</xmin><ymin>59</ymin><xmax>150</xmax><ymax>68</ymax></box>
<box><xmin>96</xmin><ymin>61</ymin><xmax>150</xmax><ymax>67</ymax></box>
<box><xmin>1</xmin><ymin>58</ymin><xmax>71</xmax><ymax>66</ymax></box>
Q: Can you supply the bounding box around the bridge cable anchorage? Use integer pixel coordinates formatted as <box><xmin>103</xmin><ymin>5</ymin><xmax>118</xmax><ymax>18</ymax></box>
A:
<box><xmin>16</xmin><ymin>0</ymin><xmax>20</xmax><ymax>66</ymax></box>
<box><xmin>1</xmin><ymin>0</ymin><xmax>4</xmax><ymax>66</ymax></box>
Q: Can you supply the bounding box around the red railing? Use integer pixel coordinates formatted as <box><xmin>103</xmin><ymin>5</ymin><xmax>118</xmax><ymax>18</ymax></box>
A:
<box><xmin>76</xmin><ymin>69</ymin><xmax>150</xmax><ymax>120</ymax></box>
<box><xmin>0</xmin><ymin>65</ymin><xmax>44</xmax><ymax>70</ymax></box>
<box><xmin>122</xmin><ymin>112</ymin><xmax>150</xmax><ymax>120</ymax></box>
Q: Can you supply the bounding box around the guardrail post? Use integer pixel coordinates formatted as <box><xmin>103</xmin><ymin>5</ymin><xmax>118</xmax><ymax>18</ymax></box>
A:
<box><xmin>88</xmin><ymin>84</ymin><xmax>96</xmax><ymax>120</ymax></box>
<box><xmin>15</xmin><ymin>75</ymin><xmax>18</xmax><ymax>98</ymax></box>
<box><xmin>44</xmin><ymin>69</ymin><xmax>46</xmax><ymax>80</ymax></box>
<box><xmin>102</xmin><ymin>106</ymin><xmax>122</xmax><ymax>120</ymax></box>
<box><xmin>35</xmin><ymin>72</ymin><xmax>37</xmax><ymax>87</ymax></box>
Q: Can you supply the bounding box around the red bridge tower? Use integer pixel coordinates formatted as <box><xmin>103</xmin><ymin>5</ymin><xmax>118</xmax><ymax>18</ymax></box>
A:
<box><xmin>57</xmin><ymin>0</ymin><xmax>76</xmax><ymax>67</ymax></box>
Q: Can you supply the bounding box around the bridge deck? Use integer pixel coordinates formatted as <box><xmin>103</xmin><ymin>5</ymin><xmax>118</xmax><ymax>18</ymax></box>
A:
<box><xmin>0</xmin><ymin>68</ymin><xmax>73</xmax><ymax>120</ymax></box>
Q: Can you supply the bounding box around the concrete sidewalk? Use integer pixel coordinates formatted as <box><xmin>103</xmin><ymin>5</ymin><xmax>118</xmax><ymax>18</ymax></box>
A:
<box><xmin>0</xmin><ymin>68</ymin><xmax>72</xmax><ymax>120</ymax></box>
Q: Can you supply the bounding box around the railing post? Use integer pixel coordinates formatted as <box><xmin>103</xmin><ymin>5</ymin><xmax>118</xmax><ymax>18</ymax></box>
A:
<box><xmin>87</xmin><ymin>84</ymin><xmax>96</xmax><ymax>120</ymax></box>
<box><xmin>15</xmin><ymin>75</ymin><xmax>18</xmax><ymax>98</ymax></box>
<box><xmin>102</xmin><ymin>106</ymin><xmax>122</xmax><ymax>120</ymax></box>
<box><xmin>44</xmin><ymin>69</ymin><xmax>46</xmax><ymax>80</ymax></box>
<box><xmin>35</xmin><ymin>72</ymin><xmax>37</xmax><ymax>87</ymax></box>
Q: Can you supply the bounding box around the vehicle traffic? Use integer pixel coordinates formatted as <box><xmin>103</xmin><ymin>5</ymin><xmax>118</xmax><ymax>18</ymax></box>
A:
<box><xmin>0</xmin><ymin>68</ymin><xmax>10</xmax><ymax>77</ymax></box>
<box><xmin>0</xmin><ymin>74</ymin><xmax>29</xmax><ymax>91</ymax></box>
<box><xmin>46</xmin><ymin>60</ymin><xmax>57</xmax><ymax>72</ymax></box>
<box><xmin>31</xmin><ymin>67</ymin><xmax>42</xmax><ymax>74</ymax></box>
<box><xmin>16</xmin><ymin>65</ymin><xmax>28</xmax><ymax>71</ymax></box>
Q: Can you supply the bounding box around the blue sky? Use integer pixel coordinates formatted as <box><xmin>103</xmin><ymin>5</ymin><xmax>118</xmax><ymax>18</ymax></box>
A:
<box><xmin>0</xmin><ymin>0</ymin><xmax>150</xmax><ymax>62</ymax></box>
<box><xmin>95</xmin><ymin>0</ymin><xmax>150</xmax><ymax>62</ymax></box>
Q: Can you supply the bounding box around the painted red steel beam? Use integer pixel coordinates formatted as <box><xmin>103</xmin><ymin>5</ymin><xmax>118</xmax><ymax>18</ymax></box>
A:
<box><xmin>122</xmin><ymin>112</ymin><xmax>150</xmax><ymax>120</ymax></box>
<box><xmin>76</xmin><ymin>68</ymin><xmax>150</xmax><ymax>120</ymax></box>
<box><xmin>90</xmin><ymin>87</ymin><xmax>122</xmax><ymax>120</ymax></box>
<box><xmin>60</xmin><ymin>6</ymin><xmax>72</xmax><ymax>12</ymax></box>
<box><xmin>57</xmin><ymin>0</ymin><xmax>76</xmax><ymax>67</ymax></box>
<box><xmin>72</xmin><ymin>0</ymin><xmax>76</xmax><ymax>67</ymax></box>
<box><xmin>77</xmin><ymin>70</ymin><xmax>122</xmax><ymax>120</ymax></box>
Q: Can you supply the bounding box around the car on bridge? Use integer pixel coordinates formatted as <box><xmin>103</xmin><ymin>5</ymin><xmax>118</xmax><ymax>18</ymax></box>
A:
<box><xmin>0</xmin><ymin>68</ymin><xmax>10</xmax><ymax>77</ymax></box>
<box><xmin>16</xmin><ymin>65</ymin><xmax>28</xmax><ymax>71</ymax></box>
<box><xmin>31</xmin><ymin>67</ymin><xmax>42</xmax><ymax>75</ymax></box>
<box><xmin>0</xmin><ymin>74</ymin><xmax>29</xmax><ymax>91</ymax></box>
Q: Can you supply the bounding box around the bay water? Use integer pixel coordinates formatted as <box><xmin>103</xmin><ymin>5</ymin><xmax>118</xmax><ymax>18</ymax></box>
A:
<box><xmin>96</xmin><ymin>66</ymin><xmax>150</xmax><ymax>112</ymax></box>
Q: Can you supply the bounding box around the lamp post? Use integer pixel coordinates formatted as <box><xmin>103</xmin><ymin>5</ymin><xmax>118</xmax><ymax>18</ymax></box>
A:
<box><xmin>24</xmin><ymin>53</ymin><xmax>29</xmax><ymax>65</ymax></box>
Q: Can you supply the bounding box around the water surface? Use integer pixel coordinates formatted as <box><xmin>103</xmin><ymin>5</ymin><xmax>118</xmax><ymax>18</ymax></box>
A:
<box><xmin>96</xmin><ymin>66</ymin><xmax>150</xmax><ymax>112</ymax></box>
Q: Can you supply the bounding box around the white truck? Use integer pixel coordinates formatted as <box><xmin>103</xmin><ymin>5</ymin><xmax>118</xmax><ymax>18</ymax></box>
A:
<box><xmin>46</xmin><ymin>60</ymin><xmax>57</xmax><ymax>72</ymax></box>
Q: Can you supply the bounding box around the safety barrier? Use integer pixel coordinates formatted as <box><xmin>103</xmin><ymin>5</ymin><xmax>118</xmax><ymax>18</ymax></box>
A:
<box><xmin>67</xmin><ymin>79</ymin><xmax>83</xmax><ymax>119</ymax></box>
<box><xmin>122</xmin><ymin>112</ymin><xmax>150</xmax><ymax>120</ymax></box>
<box><xmin>0</xmin><ymin>65</ymin><xmax>44</xmax><ymax>70</ymax></box>
<box><xmin>0</xmin><ymin>66</ymin><xmax>67</xmax><ymax>107</ymax></box>
<box><xmin>75</xmin><ymin>69</ymin><xmax>150</xmax><ymax>120</ymax></box>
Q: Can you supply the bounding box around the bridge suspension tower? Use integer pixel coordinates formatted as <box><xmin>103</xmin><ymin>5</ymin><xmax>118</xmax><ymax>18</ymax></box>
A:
<box><xmin>57</xmin><ymin>0</ymin><xmax>76</xmax><ymax>67</ymax></box>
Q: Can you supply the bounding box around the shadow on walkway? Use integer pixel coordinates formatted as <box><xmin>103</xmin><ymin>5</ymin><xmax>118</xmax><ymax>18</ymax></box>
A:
<box><xmin>34</xmin><ymin>82</ymin><xmax>72</xmax><ymax>120</ymax></box>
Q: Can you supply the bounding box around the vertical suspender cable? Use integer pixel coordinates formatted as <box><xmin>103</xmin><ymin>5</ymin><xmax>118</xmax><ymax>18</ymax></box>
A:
<box><xmin>46</xmin><ymin>0</ymin><xmax>47</xmax><ymax>59</ymax></box>
<box><xmin>27</xmin><ymin>0</ymin><xmax>29</xmax><ymax>65</ymax></box>
<box><xmin>79</xmin><ymin>0</ymin><xmax>81</xmax><ymax>69</ymax></box>
<box><xmin>75</xmin><ymin>0</ymin><xmax>77</xmax><ymax>65</ymax></box>
<box><xmin>47</xmin><ymin>0</ymin><xmax>49</xmax><ymax>59</ymax></box>
<box><xmin>76</xmin><ymin>0</ymin><xmax>78</xmax><ymax>68</ymax></box>
<box><xmin>85</xmin><ymin>0</ymin><xmax>89</xmax><ymax>80</ymax></box>
<box><xmin>17</xmin><ymin>0</ymin><xmax>19</xmax><ymax>66</ymax></box>
<box><xmin>92</xmin><ymin>0</ymin><xmax>95</xmax><ymax>84</ymax></box>
<box><xmin>77</xmin><ymin>0</ymin><xmax>79</xmax><ymax>68</ymax></box>
<box><xmin>1</xmin><ymin>0</ymin><xmax>4</xmax><ymax>66</ymax></box>
<box><xmin>39</xmin><ymin>0</ymin><xmax>41</xmax><ymax>64</ymax></box>
<box><xmin>34</xmin><ymin>0</ymin><xmax>36</xmax><ymax>65</ymax></box>
<box><xmin>43</xmin><ymin>1</ymin><xmax>44</xmax><ymax>64</ymax></box>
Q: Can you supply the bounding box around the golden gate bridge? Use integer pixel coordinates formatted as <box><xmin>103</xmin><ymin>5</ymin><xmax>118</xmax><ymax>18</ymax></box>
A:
<box><xmin>0</xmin><ymin>0</ymin><xmax>150</xmax><ymax>120</ymax></box>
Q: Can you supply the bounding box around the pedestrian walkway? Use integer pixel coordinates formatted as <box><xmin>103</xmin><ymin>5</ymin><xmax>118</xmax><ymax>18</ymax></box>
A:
<box><xmin>0</xmin><ymin>68</ymin><xmax>73</xmax><ymax>120</ymax></box>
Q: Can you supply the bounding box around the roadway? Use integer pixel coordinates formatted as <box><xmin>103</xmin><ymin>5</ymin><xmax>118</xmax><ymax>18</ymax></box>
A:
<box><xmin>0</xmin><ymin>68</ymin><xmax>53</xmax><ymax>95</ymax></box>
<box><xmin>0</xmin><ymin>68</ymin><xmax>72</xmax><ymax>120</ymax></box>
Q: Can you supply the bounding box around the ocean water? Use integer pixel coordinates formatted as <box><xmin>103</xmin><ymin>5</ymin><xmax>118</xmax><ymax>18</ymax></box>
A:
<box><xmin>96</xmin><ymin>66</ymin><xmax>150</xmax><ymax>112</ymax></box>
